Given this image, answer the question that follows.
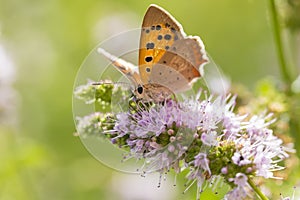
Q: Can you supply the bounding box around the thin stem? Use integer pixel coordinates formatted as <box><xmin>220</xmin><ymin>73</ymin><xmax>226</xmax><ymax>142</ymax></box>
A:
<box><xmin>269</xmin><ymin>0</ymin><xmax>292</xmax><ymax>87</ymax></box>
<box><xmin>248</xmin><ymin>178</ymin><xmax>269</xmax><ymax>200</ymax></box>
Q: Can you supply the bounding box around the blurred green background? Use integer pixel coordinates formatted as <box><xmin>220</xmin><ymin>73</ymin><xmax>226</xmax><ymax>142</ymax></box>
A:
<box><xmin>0</xmin><ymin>0</ymin><xmax>298</xmax><ymax>199</ymax></box>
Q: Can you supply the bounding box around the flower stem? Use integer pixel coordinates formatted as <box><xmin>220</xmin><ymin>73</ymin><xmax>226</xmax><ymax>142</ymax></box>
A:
<box><xmin>248</xmin><ymin>178</ymin><xmax>269</xmax><ymax>200</ymax></box>
<box><xmin>268</xmin><ymin>0</ymin><xmax>292</xmax><ymax>88</ymax></box>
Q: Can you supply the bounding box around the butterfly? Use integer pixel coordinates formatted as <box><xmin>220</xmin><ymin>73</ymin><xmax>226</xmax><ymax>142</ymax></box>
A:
<box><xmin>98</xmin><ymin>4</ymin><xmax>208</xmax><ymax>102</ymax></box>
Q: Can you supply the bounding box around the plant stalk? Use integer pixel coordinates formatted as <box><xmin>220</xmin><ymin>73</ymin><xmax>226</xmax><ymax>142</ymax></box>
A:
<box><xmin>269</xmin><ymin>0</ymin><xmax>292</xmax><ymax>88</ymax></box>
<box><xmin>248</xmin><ymin>178</ymin><xmax>269</xmax><ymax>200</ymax></box>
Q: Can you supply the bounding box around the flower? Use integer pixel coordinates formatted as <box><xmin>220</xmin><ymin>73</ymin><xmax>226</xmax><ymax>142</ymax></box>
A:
<box><xmin>201</xmin><ymin>131</ymin><xmax>218</xmax><ymax>146</ymax></box>
<box><xmin>232</xmin><ymin>151</ymin><xmax>252</xmax><ymax>166</ymax></box>
<box><xmin>110</xmin><ymin>93</ymin><xmax>236</xmax><ymax>172</ymax></box>
<box><xmin>74</xmin><ymin>80</ymin><xmax>99</xmax><ymax>104</ymax></box>
<box><xmin>224</xmin><ymin>185</ymin><xmax>247</xmax><ymax>199</ymax></box>
<box><xmin>74</xmin><ymin>83</ymin><xmax>292</xmax><ymax>200</ymax></box>
<box><xmin>76</xmin><ymin>112</ymin><xmax>115</xmax><ymax>137</ymax></box>
<box><xmin>231</xmin><ymin>114</ymin><xmax>289</xmax><ymax>179</ymax></box>
<box><xmin>224</xmin><ymin>173</ymin><xmax>249</xmax><ymax>200</ymax></box>
<box><xmin>194</xmin><ymin>153</ymin><xmax>211</xmax><ymax>175</ymax></box>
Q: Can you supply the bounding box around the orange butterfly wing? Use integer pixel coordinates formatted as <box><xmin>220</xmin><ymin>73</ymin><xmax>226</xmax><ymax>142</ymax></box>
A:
<box><xmin>139</xmin><ymin>4</ymin><xmax>185</xmax><ymax>84</ymax></box>
<box><xmin>139</xmin><ymin>4</ymin><xmax>208</xmax><ymax>91</ymax></box>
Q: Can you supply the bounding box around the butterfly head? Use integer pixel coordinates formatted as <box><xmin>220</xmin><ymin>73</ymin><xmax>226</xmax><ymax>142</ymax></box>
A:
<box><xmin>133</xmin><ymin>83</ymin><xmax>174</xmax><ymax>103</ymax></box>
<box><xmin>134</xmin><ymin>84</ymin><xmax>145</xmax><ymax>99</ymax></box>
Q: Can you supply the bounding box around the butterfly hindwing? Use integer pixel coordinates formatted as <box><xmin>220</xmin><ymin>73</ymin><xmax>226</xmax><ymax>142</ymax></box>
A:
<box><xmin>149</xmin><ymin>37</ymin><xmax>208</xmax><ymax>92</ymax></box>
<box><xmin>169</xmin><ymin>37</ymin><xmax>208</xmax><ymax>73</ymax></box>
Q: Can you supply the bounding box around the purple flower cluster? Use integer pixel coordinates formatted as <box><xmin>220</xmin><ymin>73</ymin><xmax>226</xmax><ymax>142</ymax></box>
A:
<box><xmin>106</xmin><ymin>91</ymin><xmax>291</xmax><ymax>199</ymax></box>
<box><xmin>224</xmin><ymin>173</ymin><xmax>249</xmax><ymax>199</ymax></box>
<box><xmin>222</xmin><ymin>112</ymin><xmax>290</xmax><ymax>180</ymax></box>
<box><xmin>74</xmin><ymin>83</ymin><xmax>292</xmax><ymax>199</ymax></box>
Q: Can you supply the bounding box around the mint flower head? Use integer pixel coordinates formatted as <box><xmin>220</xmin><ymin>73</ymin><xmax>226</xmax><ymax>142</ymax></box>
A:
<box><xmin>224</xmin><ymin>173</ymin><xmax>249</xmax><ymax>200</ymax></box>
<box><xmin>74</xmin><ymin>82</ymin><xmax>293</xmax><ymax>199</ymax></box>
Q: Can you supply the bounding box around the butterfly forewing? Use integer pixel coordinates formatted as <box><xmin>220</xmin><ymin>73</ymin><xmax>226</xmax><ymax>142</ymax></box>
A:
<box><xmin>139</xmin><ymin>4</ymin><xmax>185</xmax><ymax>84</ymax></box>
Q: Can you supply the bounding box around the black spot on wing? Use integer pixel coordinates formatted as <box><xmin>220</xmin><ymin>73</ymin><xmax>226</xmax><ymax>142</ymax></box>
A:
<box><xmin>164</xmin><ymin>34</ymin><xmax>171</xmax><ymax>40</ymax></box>
<box><xmin>146</xmin><ymin>42</ymin><xmax>155</xmax><ymax>49</ymax></box>
<box><xmin>145</xmin><ymin>56</ymin><xmax>153</xmax><ymax>62</ymax></box>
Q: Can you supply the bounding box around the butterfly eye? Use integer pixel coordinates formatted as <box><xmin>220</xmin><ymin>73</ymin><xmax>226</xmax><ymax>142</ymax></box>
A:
<box><xmin>137</xmin><ymin>85</ymin><xmax>144</xmax><ymax>94</ymax></box>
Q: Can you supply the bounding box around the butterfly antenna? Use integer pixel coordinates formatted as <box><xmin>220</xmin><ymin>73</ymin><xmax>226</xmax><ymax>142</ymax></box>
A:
<box><xmin>92</xmin><ymin>80</ymin><xmax>132</xmax><ymax>87</ymax></box>
<box><xmin>92</xmin><ymin>80</ymin><xmax>107</xmax><ymax>85</ymax></box>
